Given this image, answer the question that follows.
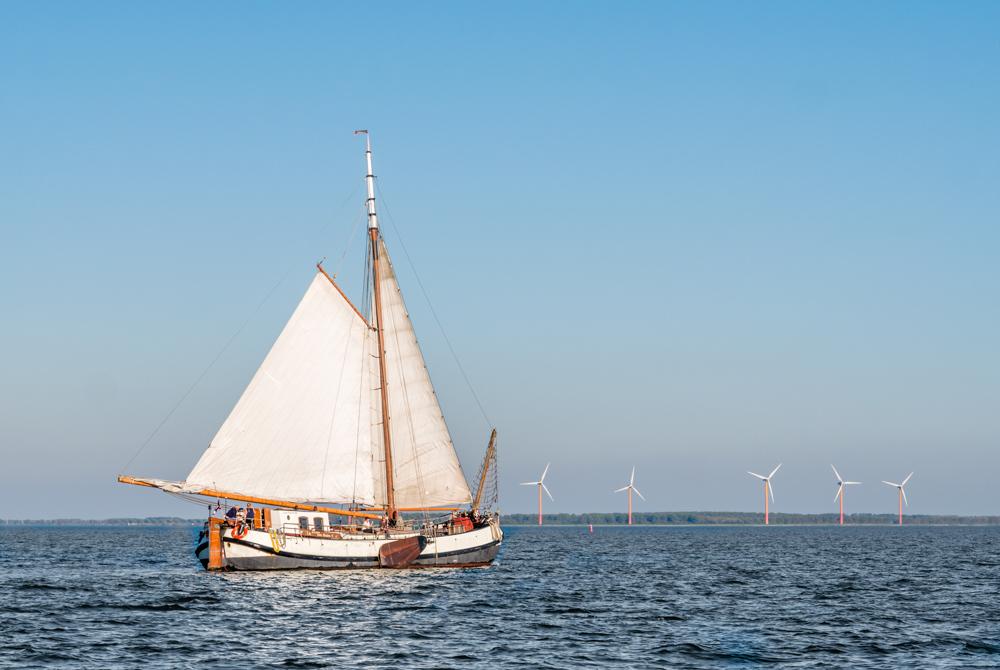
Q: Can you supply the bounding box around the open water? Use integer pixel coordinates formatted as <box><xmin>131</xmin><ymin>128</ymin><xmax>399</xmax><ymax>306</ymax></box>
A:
<box><xmin>1</xmin><ymin>525</ymin><xmax>999</xmax><ymax>668</ymax></box>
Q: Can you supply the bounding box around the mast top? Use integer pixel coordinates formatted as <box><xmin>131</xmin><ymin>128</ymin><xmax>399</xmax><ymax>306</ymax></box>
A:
<box><xmin>355</xmin><ymin>129</ymin><xmax>379</xmax><ymax>231</ymax></box>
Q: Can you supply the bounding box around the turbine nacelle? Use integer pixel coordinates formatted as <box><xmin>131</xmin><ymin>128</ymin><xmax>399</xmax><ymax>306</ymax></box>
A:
<box><xmin>831</xmin><ymin>464</ymin><xmax>861</xmax><ymax>501</ymax></box>
<box><xmin>520</xmin><ymin>463</ymin><xmax>553</xmax><ymax>501</ymax></box>
<box><xmin>882</xmin><ymin>472</ymin><xmax>914</xmax><ymax>506</ymax></box>
<box><xmin>747</xmin><ymin>463</ymin><xmax>781</xmax><ymax>502</ymax></box>
<box><xmin>614</xmin><ymin>466</ymin><xmax>644</xmax><ymax>500</ymax></box>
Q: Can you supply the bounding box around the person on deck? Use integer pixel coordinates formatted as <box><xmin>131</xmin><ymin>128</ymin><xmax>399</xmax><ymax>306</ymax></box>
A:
<box><xmin>236</xmin><ymin>507</ymin><xmax>247</xmax><ymax>525</ymax></box>
<box><xmin>245</xmin><ymin>506</ymin><xmax>256</xmax><ymax>527</ymax></box>
<box><xmin>225</xmin><ymin>506</ymin><xmax>238</xmax><ymax>526</ymax></box>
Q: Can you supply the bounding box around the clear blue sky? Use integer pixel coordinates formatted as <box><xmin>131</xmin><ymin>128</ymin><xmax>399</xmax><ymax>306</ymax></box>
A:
<box><xmin>2</xmin><ymin>2</ymin><xmax>997</xmax><ymax>518</ymax></box>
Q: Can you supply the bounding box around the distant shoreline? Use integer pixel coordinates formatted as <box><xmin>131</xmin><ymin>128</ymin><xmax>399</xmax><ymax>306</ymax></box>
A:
<box><xmin>502</xmin><ymin>511</ymin><xmax>1000</xmax><ymax>526</ymax></box>
<box><xmin>4</xmin><ymin>512</ymin><xmax>1000</xmax><ymax>526</ymax></box>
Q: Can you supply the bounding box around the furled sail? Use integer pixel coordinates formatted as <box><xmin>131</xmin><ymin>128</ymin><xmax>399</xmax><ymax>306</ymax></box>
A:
<box><xmin>185</xmin><ymin>273</ymin><xmax>379</xmax><ymax>505</ymax></box>
<box><xmin>371</xmin><ymin>239</ymin><xmax>472</xmax><ymax>507</ymax></box>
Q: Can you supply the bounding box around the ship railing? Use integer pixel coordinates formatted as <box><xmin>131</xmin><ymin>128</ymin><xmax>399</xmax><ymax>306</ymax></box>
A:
<box><xmin>272</xmin><ymin>513</ymin><xmax>473</xmax><ymax>540</ymax></box>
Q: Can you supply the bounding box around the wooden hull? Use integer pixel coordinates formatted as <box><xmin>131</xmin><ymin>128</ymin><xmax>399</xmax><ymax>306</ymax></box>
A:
<box><xmin>195</xmin><ymin>519</ymin><xmax>502</xmax><ymax>571</ymax></box>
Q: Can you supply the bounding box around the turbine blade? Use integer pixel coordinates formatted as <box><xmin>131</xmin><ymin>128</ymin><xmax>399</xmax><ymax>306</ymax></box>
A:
<box><xmin>633</xmin><ymin>487</ymin><xmax>645</xmax><ymax>501</ymax></box>
<box><xmin>769</xmin><ymin>463</ymin><xmax>782</xmax><ymax>479</ymax></box>
<box><xmin>882</xmin><ymin>481</ymin><xmax>899</xmax><ymax>487</ymax></box>
<box><xmin>768</xmin><ymin>481</ymin><xmax>775</xmax><ymax>503</ymax></box>
<box><xmin>845</xmin><ymin>481</ymin><xmax>861</xmax><ymax>485</ymax></box>
<box><xmin>747</xmin><ymin>471</ymin><xmax>766</xmax><ymax>480</ymax></box>
<box><xmin>630</xmin><ymin>466</ymin><xmax>635</xmax><ymax>486</ymax></box>
<box><xmin>520</xmin><ymin>481</ymin><xmax>539</xmax><ymax>486</ymax></box>
<box><xmin>540</xmin><ymin>463</ymin><xmax>550</xmax><ymax>483</ymax></box>
<box><xmin>901</xmin><ymin>488</ymin><xmax>908</xmax><ymax>506</ymax></box>
<box><xmin>902</xmin><ymin>472</ymin><xmax>913</xmax><ymax>486</ymax></box>
<box><xmin>834</xmin><ymin>484</ymin><xmax>843</xmax><ymax>502</ymax></box>
<box><xmin>831</xmin><ymin>464</ymin><xmax>842</xmax><ymax>482</ymax></box>
<box><xmin>541</xmin><ymin>483</ymin><xmax>554</xmax><ymax>501</ymax></box>
<box><xmin>614</xmin><ymin>486</ymin><xmax>629</xmax><ymax>493</ymax></box>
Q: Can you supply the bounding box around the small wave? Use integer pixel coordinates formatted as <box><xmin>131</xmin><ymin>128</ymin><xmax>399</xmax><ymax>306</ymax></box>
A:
<box><xmin>277</xmin><ymin>659</ymin><xmax>331</xmax><ymax>668</ymax></box>
<box><xmin>15</xmin><ymin>581</ymin><xmax>76</xmax><ymax>592</ymax></box>
<box><xmin>964</xmin><ymin>639</ymin><xmax>1000</xmax><ymax>654</ymax></box>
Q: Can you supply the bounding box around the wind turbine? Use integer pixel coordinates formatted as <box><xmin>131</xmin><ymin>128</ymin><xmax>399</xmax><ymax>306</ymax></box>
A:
<box><xmin>520</xmin><ymin>463</ymin><xmax>553</xmax><ymax>526</ymax></box>
<box><xmin>614</xmin><ymin>466</ymin><xmax>645</xmax><ymax>525</ymax></box>
<box><xmin>882</xmin><ymin>473</ymin><xmax>913</xmax><ymax>526</ymax></box>
<box><xmin>747</xmin><ymin>463</ymin><xmax>781</xmax><ymax>525</ymax></box>
<box><xmin>832</xmin><ymin>465</ymin><xmax>861</xmax><ymax>526</ymax></box>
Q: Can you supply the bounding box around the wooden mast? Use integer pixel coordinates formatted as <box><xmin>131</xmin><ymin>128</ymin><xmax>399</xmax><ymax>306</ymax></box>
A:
<box><xmin>357</xmin><ymin>129</ymin><xmax>397</xmax><ymax>524</ymax></box>
<box><xmin>471</xmin><ymin>428</ymin><xmax>497</xmax><ymax>513</ymax></box>
<box><xmin>371</xmin><ymin>227</ymin><xmax>396</xmax><ymax>523</ymax></box>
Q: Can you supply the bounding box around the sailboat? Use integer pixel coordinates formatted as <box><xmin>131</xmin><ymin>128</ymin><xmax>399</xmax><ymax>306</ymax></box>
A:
<box><xmin>118</xmin><ymin>131</ymin><xmax>502</xmax><ymax>570</ymax></box>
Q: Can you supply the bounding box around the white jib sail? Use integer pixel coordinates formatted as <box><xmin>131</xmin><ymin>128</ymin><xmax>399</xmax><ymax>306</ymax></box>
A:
<box><xmin>373</xmin><ymin>239</ymin><xmax>472</xmax><ymax>507</ymax></box>
<box><xmin>186</xmin><ymin>273</ymin><xmax>379</xmax><ymax>505</ymax></box>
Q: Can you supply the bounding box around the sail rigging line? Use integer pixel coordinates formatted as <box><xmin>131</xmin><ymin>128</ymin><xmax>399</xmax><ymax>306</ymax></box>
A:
<box><xmin>374</xmin><ymin>182</ymin><xmax>493</xmax><ymax>430</ymax></box>
<box><xmin>320</xmin><ymin>301</ymin><xmax>365</xmax><ymax>501</ymax></box>
<box><xmin>382</xmin><ymin>248</ymin><xmax>432</xmax><ymax>518</ymax></box>
<box><xmin>164</xmin><ymin>489</ymin><xmax>218</xmax><ymax>508</ymax></box>
<box><xmin>119</xmin><ymin>267</ymin><xmax>295</xmax><ymax>474</ymax></box>
<box><xmin>119</xmin><ymin>185</ymin><xmax>364</xmax><ymax>475</ymax></box>
<box><xmin>329</xmin><ymin>203</ymin><xmax>368</xmax><ymax>280</ymax></box>
<box><xmin>316</xmin><ymin>263</ymin><xmax>369</xmax><ymax>327</ymax></box>
<box><xmin>357</xmin><ymin>241</ymin><xmax>375</xmax><ymax>509</ymax></box>
<box><xmin>360</xmin><ymin>233</ymin><xmax>373</xmax><ymax>324</ymax></box>
<box><xmin>349</xmin><ymin>311</ymin><xmax>373</xmax><ymax>508</ymax></box>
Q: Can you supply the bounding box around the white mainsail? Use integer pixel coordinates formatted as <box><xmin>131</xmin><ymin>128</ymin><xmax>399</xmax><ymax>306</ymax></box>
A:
<box><xmin>371</xmin><ymin>239</ymin><xmax>472</xmax><ymax>507</ymax></box>
<box><xmin>186</xmin><ymin>273</ymin><xmax>379</xmax><ymax>505</ymax></box>
<box><xmin>183</xmin><ymin>242</ymin><xmax>471</xmax><ymax>509</ymax></box>
<box><xmin>122</xmin><ymin>134</ymin><xmax>492</xmax><ymax>533</ymax></box>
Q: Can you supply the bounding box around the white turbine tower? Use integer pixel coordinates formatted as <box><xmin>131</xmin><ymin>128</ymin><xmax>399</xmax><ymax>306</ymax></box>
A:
<box><xmin>614</xmin><ymin>466</ymin><xmax>645</xmax><ymax>525</ymax></box>
<box><xmin>521</xmin><ymin>464</ymin><xmax>553</xmax><ymax>526</ymax></box>
<box><xmin>832</xmin><ymin>464</ymin><xmax>861</xmax><ymax>526</ymax></box>
<box><xmin>747</xmin><ymin>463</ymin><xmax>781</xmax><ymax>525</ymax></box>
<box><xmin>882</xmin><ymin>472</ymin><xmax>913</xmax><ymax>526</ymax></box>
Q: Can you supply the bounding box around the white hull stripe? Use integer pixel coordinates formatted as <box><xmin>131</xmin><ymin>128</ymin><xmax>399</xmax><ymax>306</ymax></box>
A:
<box><xmin>217</xmin><ymin>537</ymin><xmax>500</xmax><ymax>562</ymax></box>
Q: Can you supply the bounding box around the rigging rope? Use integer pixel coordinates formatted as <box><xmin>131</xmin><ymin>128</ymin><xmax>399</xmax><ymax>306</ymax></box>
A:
<box><xmin>120</xmin><ymin>185</ymin><xmax>361</xmax><ymax>474</ymax></box>
<box><xmin>379</xmin><ymin>241</ymin><xmax>431</xmax><ymax>519</ymax></box>
<box><xmin>119</xmin><ymin>270</ymin><xmax>292</xmax><ymax>473</ymax></box>
<box><xmin>331</xmin><ymin>203</ymin><xmax>368</xmax><ymax>279</ymax></box>
<box><xmin>320</xmin><ymin>299</ymin><xmax>362</xmax><ymax>500</ymax></box>
<box><xmin>374</xmin><ymin>182</ymin><xmax>493</xmax><ymax>430</ymax></box>
<box><xmin>349</xmin><ymin>303</ymin><xmax>371</xmax><ymax>508</ymax></box>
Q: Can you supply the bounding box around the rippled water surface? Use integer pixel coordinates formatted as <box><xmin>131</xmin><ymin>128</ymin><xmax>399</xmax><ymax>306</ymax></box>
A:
<box><xmin>2</xmin><ymin>525</ymin><xmax>1000</xmax><ymax>668</ymax></box>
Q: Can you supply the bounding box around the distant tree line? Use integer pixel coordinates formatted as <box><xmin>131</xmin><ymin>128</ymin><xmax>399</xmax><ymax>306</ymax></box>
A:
<box><xmin>5</xmin><ymin>512</ymin><xmax>1000</xmax><ymax>526</ymax></box>
<box><xmin>500</xmin><ymin>512</ymin><xmax>1000</xmax><ymax>525</ymax></box>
